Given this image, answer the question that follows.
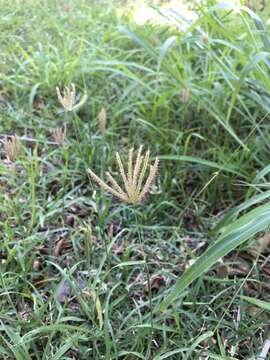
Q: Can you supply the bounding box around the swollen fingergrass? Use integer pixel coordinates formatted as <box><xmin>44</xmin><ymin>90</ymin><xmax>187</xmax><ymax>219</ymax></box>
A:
<box><xmin>3</xmin><ymin>135</ymin><xmax>21</xmax><ymax>162</ymax></box>
<box><xmin>56</xmin><ymin>83</ymin><xmax>76</xmax><ymax>112</ymax></box>
<box><xmin>52</xmin><ymin>124</ymin><xmax>67</xmax><ymax>146</ymax></box>
<box><xmin>98</xmin><ymin>107</ymin><xmax>107</xmax><ymax>134</ymax></box>
<box><xmin>56</xmin><ymin>83</ymin><xmax>88</xmax><ymax>112</ymax></box>
<box><xmin>87</xmin><ymin>146</ymin><xmax>159</xmax><ymax>204</ymax></box>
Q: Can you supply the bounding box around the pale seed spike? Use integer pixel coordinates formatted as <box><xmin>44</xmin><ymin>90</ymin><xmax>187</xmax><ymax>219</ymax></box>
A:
<box><xmin>106</xmin><ymin>172</ymin><xmax>125</xmax><ymax>195</ymax></box>
<box><xmin>116</xmin><ymin>152</ymin><xmax>130</xmax><ymax>195</ymax></box>
<box><xmin>128</xmin><ymin>148</ymin><xmax>134</xmax><ymax>186</ymax></box>
<box><xmin>71</xmin><ymin>83</ymin><xmax>76</xmax><ymax>104</ymax></box>
<box><xmin>133</xmin><ymin>145</ymin><xmax>143</xmax><ymax>189</ymax></box>
<box><xmin>138</xmin><ymin>157</ymin><xmax>159</xmax><ymax>201</ymax></box>
<box><xmin>98</xmin><ymin>108</ymin><xmax>106</xmax><ymax>134</ymax></box>
<box><xmin>64</xmin><ymin>88</ymin><xmax>69</xmax><ymax>108</ymax></box>
<box><xmin>135</xmin><ymin>150</ymin><xmax>150</xmax><ymax>196</ymax></box>
<box><xmin>3</xmin><ymin>135</ymin><xmax>21</xmax><ymax>162</ymax></box>
<box><xmin>63</xmin><ymin>124</ymin><xmax>67</xmax><ymax>138</ymax></box>
<box><xmin>56</xmin><ymin>86</ymin><xmax>61</xmax><ymax>100</ymax></box>
<box><xmin>87</xmin><ymin>168</ymin><xmax>127</xmax><ymax>202</ymax></box>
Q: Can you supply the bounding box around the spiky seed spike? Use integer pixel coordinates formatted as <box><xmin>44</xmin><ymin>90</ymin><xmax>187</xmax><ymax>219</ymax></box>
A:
<box><xmin>3</xmin><ymin>135</ymin><xmax>21</xmax><ymax>162</ymax></box>
<box><xmin>133</xmin><ymin>145</ymin><xmax>143</xmax><ymax>189</ymax></box>
<box><xmin>116</xmin><ymin>152</ymin><xmax>130</xmax><ymax>195</ymax></box>
<box><xmin>56</xmin><ymin>87</ymin><xmax>61</xmax><ymax>101</ymax></box>
<box><xmin>98</xmin><ymin>108</ymin><xmax>106</xmax><ymax>134</ymax></box>
<box><xmin>106</xmin><ymin>172</ymin><xmax>126</xmax><ymax>196</ymax></box>
<box><xmin>135</xmin><ymin>150</ymin><xmax>150</xmax><ymax>197</ymax></box>
<box><xmin>71</xmin><ymin>83</ymin><xmax>76</xmax><ymax>102</ymax></box>
<box><xmin>87</xmin><ymin>168</ymin><xmax>127</xmax><ymax>202</ymax></box>
<box><xmin>87</xmin><ymin>147</ymin><xmax>159</xmax><ymax>204</ymax></box>
<box><xmin>128</xmin><ymin>148</ymin><xmax>134</xmax><ymax>187</ymax></box>
<box><xmin>56</xmin><ymin>83</ymin><xmax>84</xmax><ymax>112</ymax></box>
<box><xmin>52</xmin><ymin>124</ymin><xmax>67</xmax><ymax>146</ymax></box>
<box><xmin>139</xmin><ymin>157</ymin><xmax>159</xmax><ymax>201</ymax></box>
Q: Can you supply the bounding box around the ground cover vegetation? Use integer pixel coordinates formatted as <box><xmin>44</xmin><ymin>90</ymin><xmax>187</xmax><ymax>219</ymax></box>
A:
<box><xmin>1</xmin><ymin>0</ymin><xmax>270</xmax><ymax>358</ymax></box>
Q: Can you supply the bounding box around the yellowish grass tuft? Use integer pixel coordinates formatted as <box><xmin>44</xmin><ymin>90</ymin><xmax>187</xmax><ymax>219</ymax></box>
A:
<box><xmin>87</xmin><ymin>146</ymin><xmax>159</xmax><ymax>204</ymax></box>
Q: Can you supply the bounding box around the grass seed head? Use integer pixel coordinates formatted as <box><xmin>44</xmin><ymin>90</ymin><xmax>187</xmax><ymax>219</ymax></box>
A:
<box><xmin>52</xmin><ymin>124</ymin><xmax>67</xmax><ymax>146</ymax></box>
<box><xmin>87</xmin><ymin>147</ymin><xmax>159</xmax><ymax>204</ymax></box>
<box><xmin>98</xmin><ymin>107</ymin><xmax>106</xmax><ymax>134</ymax></box>
<box><xmin>56</xmin><ymin>83</ymin><xmax>88</xmax><ymax>112</ymax></box>
<box><xmin>56</xmin><ymin>83</ymin><xmax>76</xmax><ymax>112</ymax></box>
<box><xmin>3</xmin><ymin>135</ymin><xmax>21</xmax><ymax>162</ymax></box>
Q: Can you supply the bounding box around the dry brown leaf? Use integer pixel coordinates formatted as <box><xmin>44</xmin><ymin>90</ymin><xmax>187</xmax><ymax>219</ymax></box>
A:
<box><xmin>53</xmin><ymin>237</ymin><xmax>65</xmax><ymax>257</ymax></box>
<box><xmin>249</xmin><ymin>233</ymin><xmax>270</xmax><ymax>257</ymax></box>
<box><xmin>112</xmin><ymin>242</ymin><xmax>124</xmax><ymax>255</ymax></box>
<box><xmin>149</xmin><ymin>274</ymin><xmax>166</xmax><ymax>291</ymax></box>
<box><xmin>216</xmin><ymin>264</ymin><xmax>230</xmax><ymax>279</ymax></box>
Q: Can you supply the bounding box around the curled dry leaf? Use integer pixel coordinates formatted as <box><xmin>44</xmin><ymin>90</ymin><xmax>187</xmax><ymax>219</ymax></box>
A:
<box><xmin>53</xmin><ymin>237</ymin><xmax>65</xmax><ymax>257</ymax></box>
<box><xmin>147</xmin><ymin>274</ymin><xmax>166</xmax><ymax>292</ymax></box>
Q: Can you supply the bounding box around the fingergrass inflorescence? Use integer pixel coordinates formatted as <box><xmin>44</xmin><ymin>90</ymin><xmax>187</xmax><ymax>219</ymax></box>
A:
<box><xmin>87</xmin><ymin>146</ymin><xmax>159</xmax><ymax>204</ymax></box>
<box><xmin>56</xmin><ymin>83</ymin><xmax>87</xmax><ymax>112</ymax></box>
<box><xmin>52</xmin><ymin>125</ymin><xmax>67</xmax><ymax>146</ymax></box>
<box><xmin>3</xmin><ymin>135</ymin><xmax>21</xmax><ymax>162</ymax></box>
<box><xmin>56</xmin><ymin>83</ymin><xmax>76</xmax><ymax>112</ymax></box>
<box><xmin>98</xmin><ymin>107</ymin><xmax>106</xmax><ymax>134</ymax></box>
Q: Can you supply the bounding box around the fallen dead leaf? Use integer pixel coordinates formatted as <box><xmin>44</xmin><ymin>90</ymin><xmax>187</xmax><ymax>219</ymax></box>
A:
<box><xmin>112</xmin><ymin>242</ymin><xmax>124</xmax><ymax>255</ymax></box>
<box><xmin>216</xmin><ymin>264</ymin><xmax>230</xmax><ymax>278</ymax></box>
<box><xmin>249</xmin><ymin>233</ymin><xmax>270</xmax><ymax>257</ymax></box>
<box><xmin>148</xmin><ymin>274</ymin><xmax>166</xmax><ymax>292</ymax></box>
<box><xmin>53</xmin><ymin>237</ymin><xmax>65</xmax><ymax>257</ymax></box>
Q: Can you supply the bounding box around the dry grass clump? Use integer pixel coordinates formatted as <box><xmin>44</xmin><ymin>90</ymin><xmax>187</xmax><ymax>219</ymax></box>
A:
<box><xmin>87</xmin><ymin>146</ymin><xmax>159</xmax><ymax>204</ymax></box>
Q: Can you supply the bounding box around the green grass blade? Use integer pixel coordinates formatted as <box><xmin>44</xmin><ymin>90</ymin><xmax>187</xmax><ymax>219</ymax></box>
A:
<box><xmin>213</xmin><ymin>190</ymin><xmax>270</xmax><ymax>233</ymax></box>
<box><xmin>158</xmin><ymin>155</ymin><xmax>243</xmax><ymax>176</ymax></box>
<box><xmin>158</xmin><ymin>203</ymin><xmax>270</xmax><ymax>311</ymax></box>
<box><xmin>241</xmin><ymin>295</ymin><xmax>270</xmax><ymax>310</ymax></box>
